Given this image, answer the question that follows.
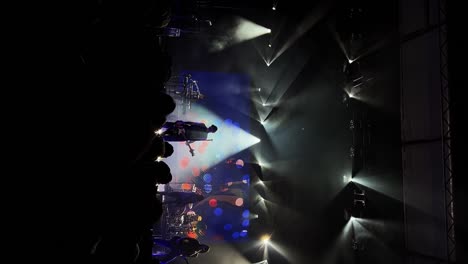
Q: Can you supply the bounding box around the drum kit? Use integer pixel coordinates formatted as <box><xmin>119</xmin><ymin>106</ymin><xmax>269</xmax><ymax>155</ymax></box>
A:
<box><xmin>154</xmin><ymin>184</ymin><xmax>203</xmax><ymax>239</ymax></box>
<box><xmin>165</xmin><ymin>210</ymin><xmax>200</xmax><ymax>238</ymax></box>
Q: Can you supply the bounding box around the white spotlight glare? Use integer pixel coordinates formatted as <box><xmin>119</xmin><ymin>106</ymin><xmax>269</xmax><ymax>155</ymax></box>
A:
<box><xmin>348</xmin><ymin>59</ymin><xmax>354</xmax><ymax>64</ymax></box>
<box><xmin>272</xmin><ymin>6</ymin><xmax>276</xmax><ymax>10</ymax></box>
<box><xmin>261</xmin><ymin>234</ymin><xmax>271</xmax><ymax>244</ymax></box>
<box><xmin>268</xmin><ymin>43</ymin><xmax>272</xmax><ymax>48</ymax></box>
<box><xmin>234</xmin><ymin>18</ymin><xmax>272</xmax><ymax>43</ymax></box>
<box><xmin>262</xmin><ymin>103</ymin><xmax>266</xmax><ymax>106</ymax></box>
<box><xmin>343</xmin><ymin>175</ymin><xmax>353</xmax><ymax>183</ymax></box>
<box><xmin>155</xmin><ymin>128</ymin><xmax>163</xmax><ymax>135</ymax></box>
<box><xmin>258</xmin><ymin>88</ymin><xmax>262</xmax><ymax>92</ymax></box>
<box><xmin>156</xmin><ymin>156</ymin><xmax>163</xmax><ymax>162</ymax></box>
<box><xmin>260</xmin><ymin>120</ymin><xmax>265</xmax><ymax>125</ymax></box>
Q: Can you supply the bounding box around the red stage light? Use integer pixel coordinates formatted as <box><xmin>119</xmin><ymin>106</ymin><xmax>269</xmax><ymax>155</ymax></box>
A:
<box><xmin>209</xmin><ymin>199</ymin><xmax>218</xmax><ymax>207</ymax></box>
<box><xmin>187</xmin><ymin>231</ymin><xmax>197</xmax><ymax>239</ymax></box>
<box><xmin>192</xmin><ymin>167</ymin><xmax>200</xmax><ymax>177</ymax></box>
<box><xmin>180</xmin><ymin>157</ymin><xmax>190</xmax><ymax>169</ymax></box>
<box><xmin>181</xmin><ymin>183</ymin><xmax>192</xmax><ymax>190</ymax></box>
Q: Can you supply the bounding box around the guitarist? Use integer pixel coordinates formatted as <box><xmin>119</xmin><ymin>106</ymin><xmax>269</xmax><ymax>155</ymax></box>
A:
<box><xmin>161</xmin><ymin>121</ymin><xmax>217</xmax><ymax>156</ymax></box>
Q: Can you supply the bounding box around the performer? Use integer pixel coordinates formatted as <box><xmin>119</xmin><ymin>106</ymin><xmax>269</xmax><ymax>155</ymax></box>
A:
<box><xmin>161</xmin><ymin>120</ymin><xmax>217</xmax><ymax>156</ymax></box>
<box><xmin>162</xmin><ymin>121</ymin><xmax>217</xmax><ymax>141</ymax></box>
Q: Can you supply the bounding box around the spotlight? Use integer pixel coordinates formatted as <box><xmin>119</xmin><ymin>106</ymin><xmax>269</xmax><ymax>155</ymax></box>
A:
<box><xmin>272</xmin><ymin>6</ymin><xmax>276</xmax><ymax>10</ymax></box>
<box><xmin>260</xmin><ymin>120</ymin><xmax>265</xmax><ymax>125</ymax></box>
<box><xmin>155</xmin><ymin>128</ymin><xmax>163</xmax><ymax>135</ymax></box>
<box><xmin>268</xmin><ymin>43</ymin><xmax>272</xmax><ymax>48</ymax></box>
<box><xmin>348</xmin><ymin>59</ymin><xmax>354</xmax><ymax>64</ymax></box>
<box><xmin>156</xmin><ymin>156</ymin><xmax>163</xmax><ymax>162</ymax></box>
<box><xmin>258</xmin><ymin>88</ymin><xmax>262</xmax><ymax>92</ymax></box>
<box><xmin>262</xmin><ymin>103</ymin><xmax>266</xmax><ymax>106</ymax></box>
<box><xmin>249</xmin><ymin>213</ymin><xmax>259</xmax><ymax>220</ymax></box>
<box><xmin>267</xmin><ymin>29</ymin><xmax>272</xmax><ymax>33</ymax></box>
<box><xmin>260</xmin><ymin>234</ymin><xmax>271</xmax><ymax>244</ymax></box>
<box><xmin>343</xmin><ymin>175</ymin><xmax>353</xmax><ymax>183</ymax></box>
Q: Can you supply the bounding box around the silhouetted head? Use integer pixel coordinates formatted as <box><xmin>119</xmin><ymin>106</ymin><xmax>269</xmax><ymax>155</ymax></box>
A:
<box><xmin>154</xmin><ymin>161</ymin><xmax>172</xmax><ymax>184</ymax></box>
<box><xmin>137</xmin><ymin>160</ymin><xmax>172</xmax><ymax>185</ymax></box>
<box><xmin>151</xmin><ymin>116</ymin><xmax>166</xmax><ymax>131</ymax></box>
<box><xmin>142</xmin><ymin>137</ymin><xmax>164</xmax><ymax>161</ymax></box>
<box><xmin>208</xmin><ymin>125</ymin><xmax>218</xmax><ymax>133</ymax></box>
<box><xmin>163</xmin><ymin>142</ymin><xmax>174</xmax><ymax>158</ymax></box>
<box><xmin>155</xmin><ymin>92</ymin><xmax>176</xmax><ymax>116</ymax></box>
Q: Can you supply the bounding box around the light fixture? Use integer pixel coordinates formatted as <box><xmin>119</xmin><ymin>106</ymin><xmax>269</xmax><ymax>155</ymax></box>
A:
<box><xmin>260</xmin><ymin>234</ymin><xmax>271</xmax><ymax>244</ymax></box>
<box><xmin>343</xmin><ymin>175</ymin><xmax>353</xmax><ymax>183</ymax></box>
